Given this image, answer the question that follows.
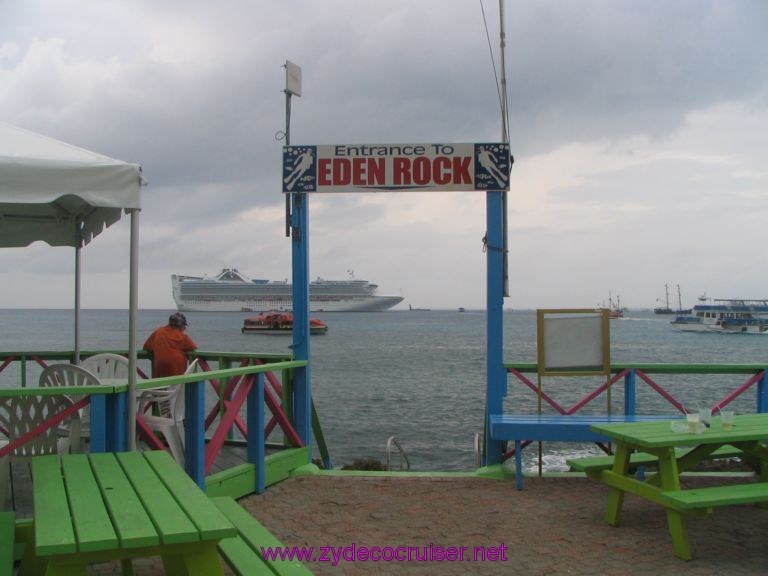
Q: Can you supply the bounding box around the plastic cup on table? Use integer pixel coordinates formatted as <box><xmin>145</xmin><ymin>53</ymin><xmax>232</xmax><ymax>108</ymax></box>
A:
<box><xmin>720</xmin><ymin>410</ymin><xmax>735</xmax><ymax>431</ymax></box>
<box><xmin>698</xmin><ymin>408</ymin><xmax>711</xmax><ymax>428</ymax></box>
<box><xmin>686</xmin><ymin>412</ymin><xmax>700</xmax><ymax>433</ymax></box>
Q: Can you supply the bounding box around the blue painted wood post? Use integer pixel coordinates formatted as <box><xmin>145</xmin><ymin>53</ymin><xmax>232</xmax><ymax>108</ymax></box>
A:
<box><xmin>89</xmin><ymin>393</ymin><xmax>106</xmax><ymax>453</ymax></box>
<box><xmin>184</xmin><ymin>379</ymin><xmax>206</xmax><ymax>488</ymax></box>
<box><xmin>291</xmin><ymin>191</ymin><xmax>312</xmax><ymax>451</ymax></box>
<box><xmin>624</xmin><ymin>370</ymin><xmax>644</xmax><ymax>479</ymax></box>
<box><xmin>248</xmin><ymin>373</ymin><xmax>266</xmax><ymax>494</ymax></box>
<box><xmin>484</xmin><ymin>190</ymin><xmax>506</xmax><ymax>466</ymax></box>
<box><xmin>624</xmin><ymin>369</ymin><xmax>637</xmax><ymax>415</ymax></box>
<box><xmin>106</xmin><ymin>391</ymin><xmax>127</xmax><ymax>452</ymax></box>
<box><xmin>758</xmin><ymin>369</ymin><xmax>768</xmax><ymax>413</ymax></box>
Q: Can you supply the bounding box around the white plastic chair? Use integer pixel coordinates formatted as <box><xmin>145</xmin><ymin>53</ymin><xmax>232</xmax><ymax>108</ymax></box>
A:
<box><xmin>137</xmin><ymin>359</ymin><xmax>200</xmax><ymax>466</ymax></box>
<box><xmin>39</xmin><ymin>364</ymin><xmax>104</xmax><ymax>436</ymax></box>
<box><xmin>81</xmin><ymin>353</ymin><xmax>130</xmax><ymax>380</ymax></box>
<box><xmin>0</xmin><ymin>395</ymin><xmax>81</xmax><ymax>510</ymax></box>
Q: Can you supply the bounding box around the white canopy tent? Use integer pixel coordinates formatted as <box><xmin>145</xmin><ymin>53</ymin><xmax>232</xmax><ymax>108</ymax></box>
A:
<box><xmin>0</xmin><ymin>121</ymin><xmax>144</xmax><ymax>449</ymax></box>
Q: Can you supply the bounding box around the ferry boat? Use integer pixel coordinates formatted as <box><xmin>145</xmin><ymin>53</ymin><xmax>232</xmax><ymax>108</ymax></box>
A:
<box><xmin>242</xmin><ymin>311</ymin><xmax>328</xmax><ymax>335</ymax></box>
<box><xmin>172</xmin><ymin>269</ymin><xmax>403</xmax><ymax>312</ymax></box>
<box><xmin>671</xmin><ymin>298</ymin><xmax>768</xmax><ymax>333</ymax></box>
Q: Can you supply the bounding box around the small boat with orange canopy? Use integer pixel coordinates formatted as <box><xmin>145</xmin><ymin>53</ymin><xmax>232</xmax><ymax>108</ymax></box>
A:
<box><xmin>241</xmin><ymin>311</ymin><xmax>328</xmax><ymax>335</ymax></box>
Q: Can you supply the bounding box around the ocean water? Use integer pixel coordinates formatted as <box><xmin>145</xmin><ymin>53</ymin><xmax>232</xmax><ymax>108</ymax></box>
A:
<box><xmin>0</xmin><ymin>308</ymin><xmax>765</xmax><ymax>472</ymax></box>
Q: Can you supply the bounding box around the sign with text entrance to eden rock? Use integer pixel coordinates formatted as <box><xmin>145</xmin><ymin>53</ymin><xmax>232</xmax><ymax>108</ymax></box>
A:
<box><xmin>282</xmin><ymin>143</ymin><xmax>511</xmax><ymax>193</ymax></box>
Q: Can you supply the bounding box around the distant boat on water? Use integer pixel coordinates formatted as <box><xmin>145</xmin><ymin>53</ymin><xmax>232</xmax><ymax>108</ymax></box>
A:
<box><xmin>654</xmin><ymin>283</ymin><xmax>674</xmax><ymax>314</ymax></box>
<box><xmin>656</xmin><ymin>283</ymin><xmax>691</xmax><ymax>315</ymax></box>
<box><xmin>671</xmin><ymin>297</ymin><xmax>768</xmax><ymax>334</ymax></box>
<box><xmin>408</xmin><ymin>304</ymin><xmax>431</xmax><ymax>312</ymax></box>
<box><xmin>604</xmin><ymin>292</ymin><xmax>624</xmax><ymax>319</ymax></box>
<box><xmin>242</xmin><ymin>311</ymin><xmax>328</xmax><ymax>335</ymax></box>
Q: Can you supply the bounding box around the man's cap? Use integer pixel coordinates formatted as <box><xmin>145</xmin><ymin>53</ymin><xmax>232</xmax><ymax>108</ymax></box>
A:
<box><xmin>169</xmin><ymin>312</ymin><xmax>189</xmax><ymax>328</ymax></box>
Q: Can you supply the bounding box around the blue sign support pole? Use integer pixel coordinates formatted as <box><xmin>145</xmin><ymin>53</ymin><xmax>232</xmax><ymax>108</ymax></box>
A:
<box><xmin>291</xmin><ymin>191</ymin><xmax>312</xmax><ymax>451</ymax></box>
<box><xmin>485</xmin><ymin>190</ymin><xmax>507</xmax><ymax>465</ymax></box>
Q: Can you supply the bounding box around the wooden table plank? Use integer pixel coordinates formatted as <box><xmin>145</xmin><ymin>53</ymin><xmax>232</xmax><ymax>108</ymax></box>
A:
<box><xmin>116</xmin><ymin>451</ymin><xmax>200</xmax><ymax>545</ymax></box>
<box><xmin>143</xmin><ymin>451</ymin><xmax>235</xmax><ymax>540</ymax></box>
<box><xmin>89</xmin><ymin>453</ymin><xmax>160</xmax><ymax>549</ymax></box>
<box><xmin>591</xmin><ymin>414</ymin><xmax>768</xmax><ymax>449</ymax></box>
<box><xmin>32</xmin><ymin>455</ymin><xmax>77</xmax><ymax>556</ymax></box>
<box><xmin>61</xmin><ymin>454</ymin><xmax>118</xmax><ymax>552</ymax></box>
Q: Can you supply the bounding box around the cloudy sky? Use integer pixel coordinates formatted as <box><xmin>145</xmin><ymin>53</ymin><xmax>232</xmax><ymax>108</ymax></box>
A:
<box><xmin>1</xmin><ymin>0</ymin><xmax>766</xmax><ymax>310</ymax></box>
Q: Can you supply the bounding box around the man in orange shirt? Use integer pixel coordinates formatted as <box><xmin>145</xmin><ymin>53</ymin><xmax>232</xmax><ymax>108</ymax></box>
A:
<box><xmin>143</xmin><ymin>313</ymin><xmax>198</xmax><ymax>377</ymax></box>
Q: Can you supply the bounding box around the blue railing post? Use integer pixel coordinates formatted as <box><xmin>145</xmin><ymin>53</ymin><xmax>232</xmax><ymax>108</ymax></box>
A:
<box><xmin>248</xmin><ymin>373</ymin><xmax>266</xmax><ymax>494</ymax></box>
<box><xmin>484</xmin><ymin>190</ymin><xmax>506</xmax><ymax>466</ymax></box>
<box><xmin>758</xmin><ymin>369</ymin><xmax>768</xmax><ymax>413</ymax></box>
<box><xmin>107</xmin><ymin>391</ymin><xmax>127</xmax><ymax>452</ymax></box>
<box><xmin>184</xmin><ymin>380</ymin><xmax>206</xmax><ymax>488</ymax></box>
<box><xmin>90</xmin><ymin>393</ymin><xmax>106</xmax><ymax>453</ymax></box>
<box><xmin>291</xmin><ymin>191</ymin><xmax>312</xmax><ymax>451</ymax></box>
<box><xmin>624</xmin><ymin>369</ymin><xmax>637</xmax><ymax>415</ymax></box>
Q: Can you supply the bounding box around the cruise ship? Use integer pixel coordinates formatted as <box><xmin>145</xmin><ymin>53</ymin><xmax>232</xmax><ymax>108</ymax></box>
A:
<box><xmin>172</xmin><ymin>269</ymin><xmax>404</xmax><ymax>312</ymax></box>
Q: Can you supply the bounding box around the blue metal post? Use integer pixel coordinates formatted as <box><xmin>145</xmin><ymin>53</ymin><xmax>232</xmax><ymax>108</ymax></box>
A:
<box><xmin>291</xmin><ymin>191</ymin><xmax>312</xmax><ymax>450</ymax></box>
<box><xmin>624</xmin><ymin>369</ymin><xmax>637</xmax><ymax>415</ymax></box>
<box><xmin>89</xmin><ymin>394</ymin><xmax>106</xmax><ymax>453</ymax></box>
<box><xmin>248</xmin><ymin>373</ymin><xmax>266</xmax><ymax>493</ymax></box>
<box><xmin>484</xmin><ymin>190</ymin><xmax>506</xmax><ymax>465</ymax></box>
<box><xmin>106</xmin><ymin>392</ymin><xmax>126</xmax><ymax>452</ymax></box>
<box><xmin>758</xmin><ymin>369</ymin><xmax>768</xmax><ymax>413</ymax></box>
<box><xmin>184</xmin><ymin>380</ymin><xmax>206</xmax><ymax>488</ymax></box>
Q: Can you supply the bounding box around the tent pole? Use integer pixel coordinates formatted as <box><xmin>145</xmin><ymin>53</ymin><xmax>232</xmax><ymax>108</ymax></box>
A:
<box><xmin>127</xmin><ymin>209</ymin><xmax>139</xmax><ymax>451</ymax></box>
<box><xmin>74</xmin><ymin>226</ymin><xmax>82</xmax><ymax>365</ymax></box>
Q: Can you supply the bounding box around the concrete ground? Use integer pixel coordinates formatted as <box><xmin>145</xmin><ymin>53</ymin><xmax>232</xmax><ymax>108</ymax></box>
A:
<box><xmin>61</xmin><ymin>473</ymin><xmax>768</xmax><ymax>575</ymax></box>
<box><xmin>237</xmin><ymin>474</ymin><xmax>767</xmax><ymax>576</ymax></box>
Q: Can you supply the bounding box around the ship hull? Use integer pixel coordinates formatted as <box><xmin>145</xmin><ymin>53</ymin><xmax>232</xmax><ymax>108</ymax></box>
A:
<box><xmin>176</xmin><ymin>295</ymin><xmax>403</xmax><ymax>313</ymax></box>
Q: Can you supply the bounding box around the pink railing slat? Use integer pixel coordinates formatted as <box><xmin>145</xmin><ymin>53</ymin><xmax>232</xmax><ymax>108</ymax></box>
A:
<box><xmin>263</xmin><ymin>385</ymin><xmax>304</xmax><ymax>447</ymax></box>
<box><xmin>635</xmin><ymin>370</ymin><xmax>687</xmax><ymax>413</ymax></box>
<box><xmin>0</xmin><ymin>356</ymin><xmax>15</xmax><ymax>374</ymax></box>
<box><xmin>135</xmin><ymin>414</ymin><xmax>167</xmax><ymax>451</ymax></box>
<box><xmin>508</xmin><ymin>368</ymin><xmax>567</xmax><ymax>414</ymax></box>
<box><xmin>565</xmin><ymin>369</ymin><xmax>629</xmax><ymax>415</ymax></box>
<box><xmin>713</xmin><ymin>370</ymin><xmax>764</xmax><ymax>412</ymax></box>
<box><xmin>204</xmin><ymin>374</ymin><xmax>255</xmax><ymax>474</ymax></box>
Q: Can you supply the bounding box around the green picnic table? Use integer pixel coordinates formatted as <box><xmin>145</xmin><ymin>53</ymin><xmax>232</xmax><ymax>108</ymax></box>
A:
<box><xmin>568</xmin><ymin>413</ymin><xmax>768</xmax><ymax>561</ymax></box>
<box><xmin>18</xmin><ymin>450</ymin><xmax>236</xmax><ymax>576</ymax></box>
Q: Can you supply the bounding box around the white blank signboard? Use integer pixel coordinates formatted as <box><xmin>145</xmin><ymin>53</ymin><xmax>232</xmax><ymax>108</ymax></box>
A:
<box><xmin>540</xmin><ymin>311</ymin><xmax>608</xmax><ymax>373</ymax></box>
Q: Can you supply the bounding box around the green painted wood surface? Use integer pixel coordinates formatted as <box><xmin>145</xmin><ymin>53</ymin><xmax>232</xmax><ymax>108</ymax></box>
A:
<box><xmin>212</xmin><ymin>497</ymin><xmax>314</xmax><ymax>576</ymax></box>
<box><xmin>590</xmin><ymin>413</ymin><xmax>768</xmax><ymax>449</ymax></box>
<box><xmin>568</xmin><ymin>445</ymin><xmax>744</xmax><ymax>473</ymax></box>
<box><xmin>504</xmin><ymin>362</ymin><xmax>768</xmax><ymax>375</ymax></box>
<box><xmin>89</xmin><ymin>453</ymin><xmax>160</xmax><ymax>549</ymax></box>
<box><xmin>115</xmin><ymin>451</ymin><xmax>199</xmax><ymax>545</ymax></box>
<box><xmin>32</xmin><ymin>455</ymin><xmax>77</xmax><ymax>556</ymax></box>
<box><xmin>0</xmin><ymin>511</ymin><xmax>15</xmax><ymax>576</ymax></box>
<box><xmin>217</xmin><ymin>532</ymin><xmax>274</xmax><ymax>576</ymax></box>
<box><xmin>266</xmin><ymin>448</ymin><xmax>310</xmax><ymax>487</ymax></box>
<box><xmin>61</xmin><ymin>454</ymin><xmax>118</xmax><ymax>553</ymax></box>
<box><xmin>205</xmin><ymin>464</ymin><xmax>256</xmax><ymax>500</ymax></box>
<box><xmin>660</xmin><ymin>482</ymin><xmax>768</xmax><ymax>509</ymax></box>
<box><xmin>143</xmin><ymin>451</ymin><xmax>235</xmax><ymax>541</ymax></box>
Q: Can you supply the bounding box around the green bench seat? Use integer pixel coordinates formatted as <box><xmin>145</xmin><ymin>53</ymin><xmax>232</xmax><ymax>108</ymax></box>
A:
<box><xmin>567</xmin><ymin>445</ymin><xmax>744</xmax><ymax>475</ymax></box>
<box><xmin>212</xmin><ymin>497</ymin><xmax>314</xmax><ymax>576</ymax></box>
<box><xmin>0</xmin><ymin>511</ymin><xmax>15</xmax><ymax>576</ymax></box>
<box><xmin>659</xmin><ymin>482</ymin><xmax>768</xmax><ymax>509</ymax></box>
